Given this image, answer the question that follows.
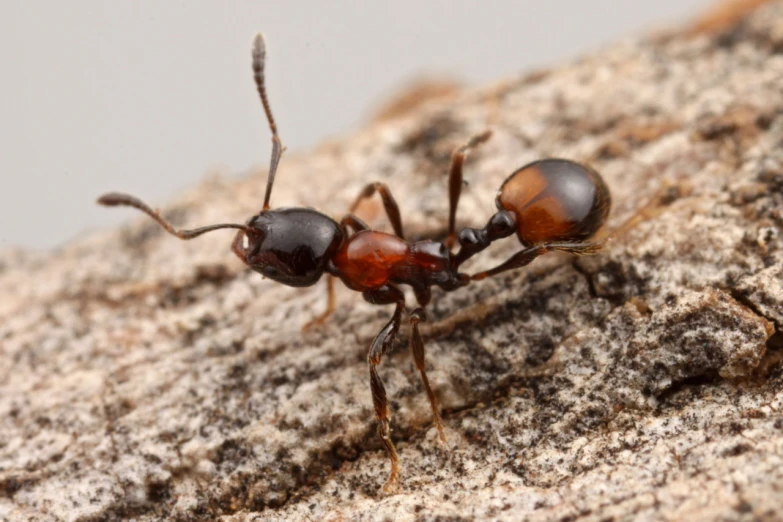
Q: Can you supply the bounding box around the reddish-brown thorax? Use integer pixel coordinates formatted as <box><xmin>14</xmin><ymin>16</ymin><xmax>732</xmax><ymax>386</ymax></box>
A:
<box><xmin>331</xmin><ymin>230</ymin><xmax>453</xmax><ymax>293</ymax></box>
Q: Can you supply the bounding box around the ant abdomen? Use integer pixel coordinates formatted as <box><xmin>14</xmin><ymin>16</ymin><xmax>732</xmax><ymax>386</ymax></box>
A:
<box><xmin>496</xmin><ymin>158</ymin><xmax>611</xmax><ymax>245</ymax></box>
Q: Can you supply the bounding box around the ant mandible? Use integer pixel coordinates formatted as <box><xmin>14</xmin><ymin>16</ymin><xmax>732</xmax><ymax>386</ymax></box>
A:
<box><xmin>98</xmin><ymin>34</ymin><xmax>611</xmax><ymax>492</ymax></box>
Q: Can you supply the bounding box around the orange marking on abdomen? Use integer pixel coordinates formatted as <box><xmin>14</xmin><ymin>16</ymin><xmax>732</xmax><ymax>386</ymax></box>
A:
<box><xmin>497</xmin><ymin>160</ymin><xmax>609</xmax><ymax>245</ymax></box>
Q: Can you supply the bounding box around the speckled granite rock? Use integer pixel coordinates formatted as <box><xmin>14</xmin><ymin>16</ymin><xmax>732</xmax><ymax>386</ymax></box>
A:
<box><xmin>2</xmin><ymin>1</ymin><xmax>783</xmax><ymax>521</ymax></box>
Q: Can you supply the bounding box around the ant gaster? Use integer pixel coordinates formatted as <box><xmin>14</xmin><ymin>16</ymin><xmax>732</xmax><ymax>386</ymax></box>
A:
<box><xmin>98</xmin><ymin>34</ymin><xmax>611</xmax><ymax>492</ymax></box>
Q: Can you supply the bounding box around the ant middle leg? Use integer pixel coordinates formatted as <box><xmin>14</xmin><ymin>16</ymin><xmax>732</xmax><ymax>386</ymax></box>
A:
<box><xmin>470</xmin><ymin>241</ymin><xmax>605</xmax><ymax>281</ymax></box>
<box><xmin>350</xmin><ymin>183</ymin><xmax>405</xmax><ymax>238</ymax></box>
<box><xmin>363</xmin><ymin>284</ymin><xmax>406</xmax><ymax>492</ymax></box>
<box><xmin>409</xmin><ymin>307</ymin><xmax>446</xmax><ymax>443</ymax></box>
<box><xmin>446</xmin><ymin>130</ymin><xmax>492</xmax><ymax>249</ymax></box>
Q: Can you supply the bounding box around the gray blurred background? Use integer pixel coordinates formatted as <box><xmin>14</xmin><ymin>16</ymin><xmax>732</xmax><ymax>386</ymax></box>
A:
<box><xmin>2</xmin><ymin>1</ymin><xmax>715</xmax><ymax>250</ymax></box>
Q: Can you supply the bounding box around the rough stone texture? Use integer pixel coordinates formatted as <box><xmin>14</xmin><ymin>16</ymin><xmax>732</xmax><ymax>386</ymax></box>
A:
<box><xmin>2</xmin><ymin>1</ymin><xmax>783</xmax><ymax>521</ymax></box>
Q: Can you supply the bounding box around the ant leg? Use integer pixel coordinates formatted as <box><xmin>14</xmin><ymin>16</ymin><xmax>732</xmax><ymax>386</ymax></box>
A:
<box><xmin>302</xmin><ymin>276</ymin><xmax>336</xmax><ymax>331</ymax></box>
<box><xmin>303</xmin><ymin>213</ymin><xmax>373</xmax><ymax>332</ymax></box>
<box><xmin>470</xmin><ymin>241</ymin><xmax>605</xmax><ymax>281</ymax></box>
<box><xmin>363</xmin><ymin>284</ymin><xmax>406</xmax><ymax>492</ymax></box>
<box><xmin>446</xmin><ymin>130</ymin><xmax>492</xmax><ymax>250</ymax></box>
<box><xmin>304</xmin><ymin>214</ymin><xmax>370</xmax><ymax>332</ymax></box>
<box><xmin>409</xmin><ymin>308</ymin><xmax>446</xmax><ymax>443</ymax></box>
<box><xmin>349</xmin><ymin>183</ymin><xmax>405</xmax><ymax>239</ymax></box>
<box><xmin>340</xmin><ymin>213</ymin><xmax>369</xmax><ymax>234</ymax></box>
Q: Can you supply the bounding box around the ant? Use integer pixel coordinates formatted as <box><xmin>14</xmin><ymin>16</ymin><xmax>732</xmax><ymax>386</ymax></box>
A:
<box><xmin>98</xmin><ymin>34</ymin><xmax>611</xmax><ymax>492</ymax></box>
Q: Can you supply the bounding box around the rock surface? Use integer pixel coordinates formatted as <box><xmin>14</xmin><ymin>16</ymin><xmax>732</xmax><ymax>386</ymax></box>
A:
<box><xmin>2</xmin><ymin>1</ymin><xmax>783</xmax><ymax>520</ymax></box>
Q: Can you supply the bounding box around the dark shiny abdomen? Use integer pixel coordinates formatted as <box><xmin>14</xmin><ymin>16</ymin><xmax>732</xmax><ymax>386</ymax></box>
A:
<box><xmin>496</xmin><ymin>159</ymin><xmax>611</xmax><ymax>245</ymax></box>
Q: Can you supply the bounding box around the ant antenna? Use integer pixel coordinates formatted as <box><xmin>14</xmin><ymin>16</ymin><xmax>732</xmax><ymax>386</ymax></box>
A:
<box><xmin>97</xmin><ymin>193</ymin><xmax>252</xmax><ymax>239</ymax></box>
<box><xmin>252</xmin><ymin>33</ymin><xmax>283</xmax><ymax>211</ymax></box>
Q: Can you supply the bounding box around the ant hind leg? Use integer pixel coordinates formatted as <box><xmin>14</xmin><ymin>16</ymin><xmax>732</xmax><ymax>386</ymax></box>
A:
<box><xmin>470</xmin><ymin>241</ymin><xmax>605</xmax><ymax>281</ymax></box>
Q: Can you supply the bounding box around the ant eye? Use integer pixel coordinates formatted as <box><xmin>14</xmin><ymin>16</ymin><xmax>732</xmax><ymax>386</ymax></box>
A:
<box><xmin>242</xmin><ymin>235</ymin><xmax>250</xmax><ymax>250</ymax></box>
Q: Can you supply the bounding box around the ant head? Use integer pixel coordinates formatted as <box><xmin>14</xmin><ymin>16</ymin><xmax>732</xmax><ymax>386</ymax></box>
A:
<box><xmin>99</xmin><ymin>34</ymin><xmax>338</xmax><ymax>287</ymax></box>
<box><xmin>229</xmin><ymin>35</ymin><xmax>343</xmax><ymax>287</ymax></box>
<box><xmin>232</xmin><ymin>208</ymin><xmax>343</xmax><ymax>287</ymax></box>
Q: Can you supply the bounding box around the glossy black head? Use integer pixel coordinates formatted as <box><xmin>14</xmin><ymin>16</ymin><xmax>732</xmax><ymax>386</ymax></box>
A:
<box><xmin>233</xmin><ymin>208</ymin><xmax>343</xmax><ymax>287</ymax></box>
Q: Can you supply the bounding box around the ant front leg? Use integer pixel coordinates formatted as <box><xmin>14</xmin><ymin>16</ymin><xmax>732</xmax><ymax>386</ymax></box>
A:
<box><xmin>470</xmin><ymin>241</ymin><xmax>605</xmax><ymax>281</ymax></box>
<box><xmin>304</xmin><ymin>214</ymin><xmax>369</xmax><ymax>331</ymax></box>
<box><xmin>363</xmin><ymin>284</ymin><xmax>406</xmax><ymax>492</ymax></box>
<box><xmin>350</xmin><ymin>183</ymin><xmax>405</xmax><ymax>238</ymax></box>
<box><xmin>409</xmin><ymin>308</ymin><xmax>446</xmax><ymax>443</ymax></box>
<box><xmin>446</xmin><ymin>130</ymin><xmax>492</xmax><ymax>250</ymax></box>
<box><xmin>302</xmin><ymin>276</ymin><xmax>336</xmax><ymax>331</ymax></box>
<box><xmin>340</xmin><ymin>213</ymin><xmax>369</xmax><ymax>234</ymax></box>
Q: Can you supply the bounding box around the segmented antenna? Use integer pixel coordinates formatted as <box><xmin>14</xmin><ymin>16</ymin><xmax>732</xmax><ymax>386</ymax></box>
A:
<box><xmin>97</xmin><ymin>193</ymin><xmax>251</xmax><ymax>239</ymax></box>
<box><xmin>252</xmin><ymin>33</ymin><xmax>283</xmax><ymax>211</ymax></box>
